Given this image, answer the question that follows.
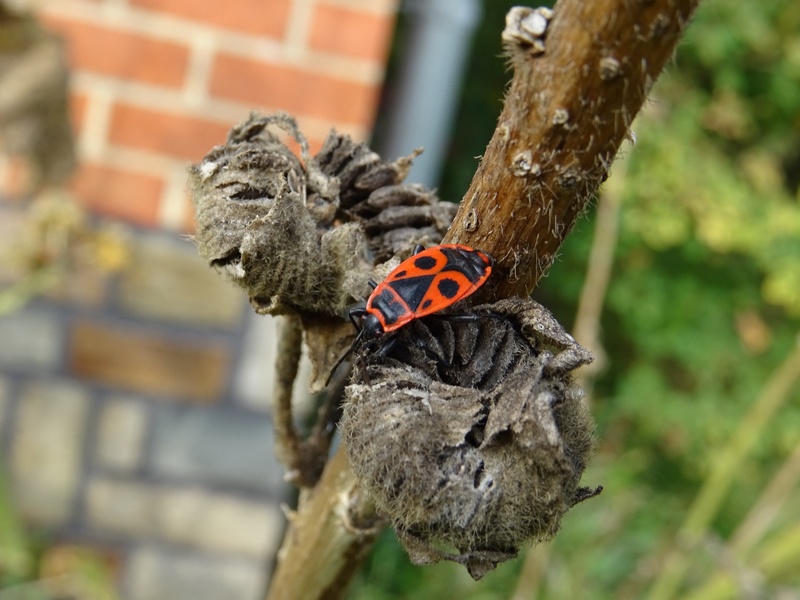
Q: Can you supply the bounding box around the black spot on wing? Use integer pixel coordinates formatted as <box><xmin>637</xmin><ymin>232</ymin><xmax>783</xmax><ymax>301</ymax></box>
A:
<box><xmin>413</xmin><ymin>255</ymin><xmax>438</xmax><ymax>271</ymax></box>
<box><xmin>437</xmin><ymin>277</ymin><xmax>461</xmax><ymax>299</ymax></box>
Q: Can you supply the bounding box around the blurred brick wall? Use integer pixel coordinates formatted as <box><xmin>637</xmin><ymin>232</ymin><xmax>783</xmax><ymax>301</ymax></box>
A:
<box><xmin>39</xmin><ymin>0</ymin><xmax>396</xmax><ymax>229</ymax></box>
<box><xmin>0</xmin><ymin>1</ymin><xmax>399</xmax><ymax>598</ymax></box>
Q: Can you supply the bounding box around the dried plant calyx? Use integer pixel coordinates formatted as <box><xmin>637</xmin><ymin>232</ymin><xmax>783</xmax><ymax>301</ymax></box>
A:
<box><xmin>342</xmin><ymin>297</ymin><xmax>600</xmax><ymax>579</ymax></box>
<box><xmin>190</xmin><ymin>112</ymin><xmax>458</xmax><ymax>318</ymax></box>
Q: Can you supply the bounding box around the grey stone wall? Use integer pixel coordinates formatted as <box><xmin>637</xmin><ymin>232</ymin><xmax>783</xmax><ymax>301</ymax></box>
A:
<box><xmin>0</xmin><ymin>228</ymin><xmax>311</xmax><ymax>599</ymax></box>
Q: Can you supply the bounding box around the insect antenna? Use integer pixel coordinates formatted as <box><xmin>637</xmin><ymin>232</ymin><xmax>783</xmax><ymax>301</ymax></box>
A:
<box><xmin>325</xmin><ymin>327</ymin><xmax>366</xmax><ymax>387</ymax></box>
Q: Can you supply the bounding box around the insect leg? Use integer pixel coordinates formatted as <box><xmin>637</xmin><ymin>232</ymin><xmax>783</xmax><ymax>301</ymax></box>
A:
<box><xmin>349</xmin><ymin>307</ymin><xmax>367</xmax><ymax>331</ymax></box>
<box><xmin>429</xmin><ymin>312</ymin><xmax>507</xmax><ymax>324</ymax></box>
<box><xmin>375</xmin><ymin>332</ymin><xmax>399</xmax><ymax>358</ymax></box>
<box><xmin>326</xmin><ymin>327</ymin><xmax>366</xmax><ymax>387</ymax></box>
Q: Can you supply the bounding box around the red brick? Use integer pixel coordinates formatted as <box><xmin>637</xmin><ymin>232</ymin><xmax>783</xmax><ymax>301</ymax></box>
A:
<box><xmin>41</xmin><ymin>15</ymin><xmax>189</xmax><ymax>88</ymax></box>
<box><xmin>182</xmin><ymin>193</ymin><xmax>198</xmax><ymax>234</ymax></box>
<box><xmin>210</xmin><ymin>54</ymin><xmax>379</xmax><ymax>126</ymax></box>
<box><xmin>109</xmin><ymin>103</ymin><xmax>231</xmax><ymax>161</ymax></box>
<box><xmin>69</xmin><ymin>320</ymin><xmax>229</xmax><ymax>403</ymax></box>
<box><xmin>69</xmin><ymin>163</ymin><xmax>163</xmax><ymax>227</ymax></box>
<box><xmin>130</xmin><ymin>0</ymin><xmax>292</xmax><ymax>39</ymax></box>
<box><xmin>69</xmin><ymin>92</ymin><xmax>89</xmax><ymax>137</ymax></box>
<box><xmin>309</xmin><ymin>5</ymin><xmax>395</xmax><ymax>62</ymax></box>
<box><xmin>0</xmin><ymin>156</ymin><xmax>33</xmax><ymax>200</ymax></box>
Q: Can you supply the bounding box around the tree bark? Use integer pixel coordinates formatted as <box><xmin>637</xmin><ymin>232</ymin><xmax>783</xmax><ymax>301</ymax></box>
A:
<box><xmin>445</xmin><ymin>0</ymin><xmax>700</xmax><ymax>298</ymax></box>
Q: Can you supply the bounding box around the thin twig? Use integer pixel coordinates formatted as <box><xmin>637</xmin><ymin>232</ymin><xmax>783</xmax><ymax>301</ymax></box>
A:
<box><xmin>677</xmin><ymin>440</ymin><xmax>800</xmax><ymax>600</ymax></box>
<box><xmin>572</xmin><ymin>149</ymin><xmax>627</xmax><ymax>395</ymax></box>
<box><xmin>730</xmin><ymin>440</ymin><xmax>800</xmax><ymax>556</ymax></box>
<box><xmin>271</xmin><ymin>315</ymin><xmax>305</xmax><ymax>482</ymax></box>
<box><xmin>681</xmin><ymin>523</ymin><xmax>800</xmax><ymax>600</ymax></box>
<box><xmin>511</xmin><ymin>543</ymin><xmax>551</xmax><ymax>600</ymax></box>
<box><xmin>272</xmin><ymin>314</ymin><xmax>346</xmax><ymax>487</ymax></box>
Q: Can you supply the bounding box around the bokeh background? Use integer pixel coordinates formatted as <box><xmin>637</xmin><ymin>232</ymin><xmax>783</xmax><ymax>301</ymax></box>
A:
<box><xmin>1</xmin><ymin>0</ymin><xmax>800</xmax><ymax>599</ymax></box>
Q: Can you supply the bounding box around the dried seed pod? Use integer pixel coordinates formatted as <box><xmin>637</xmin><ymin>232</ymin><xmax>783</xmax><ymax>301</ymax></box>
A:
<box><xmin>190</xmin><ymin>112</ymin><xmax>460</xmax><ymax>319</ymax></box>
<box><xmin>341</xmin><ymin>297</ymin><xmax>599</xmax><ymax>579</ymax></box>
<box><xmin>190</xmin><ymin>113</ymin><xmax>365</xmax><ymax>315</ymax></box>
<box><xmin>349</xmin><ymin>184</ymin><xmax>436</xmax><ymax>216</ymax></box>
<box><xmin>313</xmin><ymin>134</ymin><xmax>457</xmax><ymax>261</ymax></box>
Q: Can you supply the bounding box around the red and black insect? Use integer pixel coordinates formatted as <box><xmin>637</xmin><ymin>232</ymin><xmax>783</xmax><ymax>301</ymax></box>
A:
<box><xmin>328</xmin><ymin>244</ymin><xmax>494</xmax><ymax>383</ymax></box>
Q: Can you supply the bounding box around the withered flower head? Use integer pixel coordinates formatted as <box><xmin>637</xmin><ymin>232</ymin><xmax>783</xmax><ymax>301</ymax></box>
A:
<box><xmin>190</xmin><ymin>112</ymin><xmax>457</xmax><ymax>319</ymax></box>
<box><xmin>342</xmin><ymin>297</ymin><xmax>600</xmax><ymax>579</ymax></box>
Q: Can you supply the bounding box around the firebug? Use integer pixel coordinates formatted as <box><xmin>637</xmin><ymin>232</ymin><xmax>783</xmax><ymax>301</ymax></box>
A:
<box><xmin>328</xmin><ymin>244</ymin><xmax>494</xmax><ymax>384</ymax></box>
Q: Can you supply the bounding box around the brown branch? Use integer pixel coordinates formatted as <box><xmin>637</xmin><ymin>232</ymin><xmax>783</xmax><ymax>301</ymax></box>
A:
<box><xmin>271</xmin><ymin>316</ymin><xmax>304</xmax><ymax>478</ymax></box>
<box><xmin>445</xmin><ymin>0</ymin><xmax>700</xmax><ymax>298</ymax></box>
<box><xmin>272</xmin><ymin>315</ymin><xmax>345</xmax><ymax>488</ymax></box>
<box><xmin>266</xmin><ymin>447</ymin><xmax>380</xmax><ymax>600</ymax></box>
<box><xmin>268</xmin><ymin>323</ymin><xmax>373</xmax><ymax>598</ymax></box>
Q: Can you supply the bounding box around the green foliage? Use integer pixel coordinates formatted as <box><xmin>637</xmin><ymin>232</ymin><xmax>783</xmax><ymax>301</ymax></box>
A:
<box><xmin>0</xmin><ymin>477</ymin><xmax>33</xmax><ymax>587</ymax></box>
<box><xmin>625</xmin><ymin>0</ymin><xmax>800</xmax><ymax>315</ymax></box>
<box><xmin>352</xmin><ymin>0</ymin><xmax>800</xmax><ymax>598</ymax></box>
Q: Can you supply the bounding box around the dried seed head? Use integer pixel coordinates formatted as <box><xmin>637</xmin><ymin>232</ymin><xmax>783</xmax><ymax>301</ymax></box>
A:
<box><xmin>190</xmin><ymin>112</ymin><xmax>462</xmax><ymax>387</ymax></box>
<box><xmin>190</xmin><ymin>113</ymin><xmax>459</xmax><ymax>318</ymax></box>
<box><xmin>341</xmin><ymin>298</ymin><xmax>600</xmax><ymax>578</ymax></box>
<box><xmin>189</xmin><ymin>113</ymin><xmax>363</xmax><ymax>315</ymax></box>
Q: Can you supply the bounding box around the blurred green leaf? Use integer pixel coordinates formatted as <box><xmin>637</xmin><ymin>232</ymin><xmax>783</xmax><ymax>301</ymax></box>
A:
<box><xmin>0</xmin><ymin>476</ymin><xmax>32</xmax><ymax>585</ymax></box>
